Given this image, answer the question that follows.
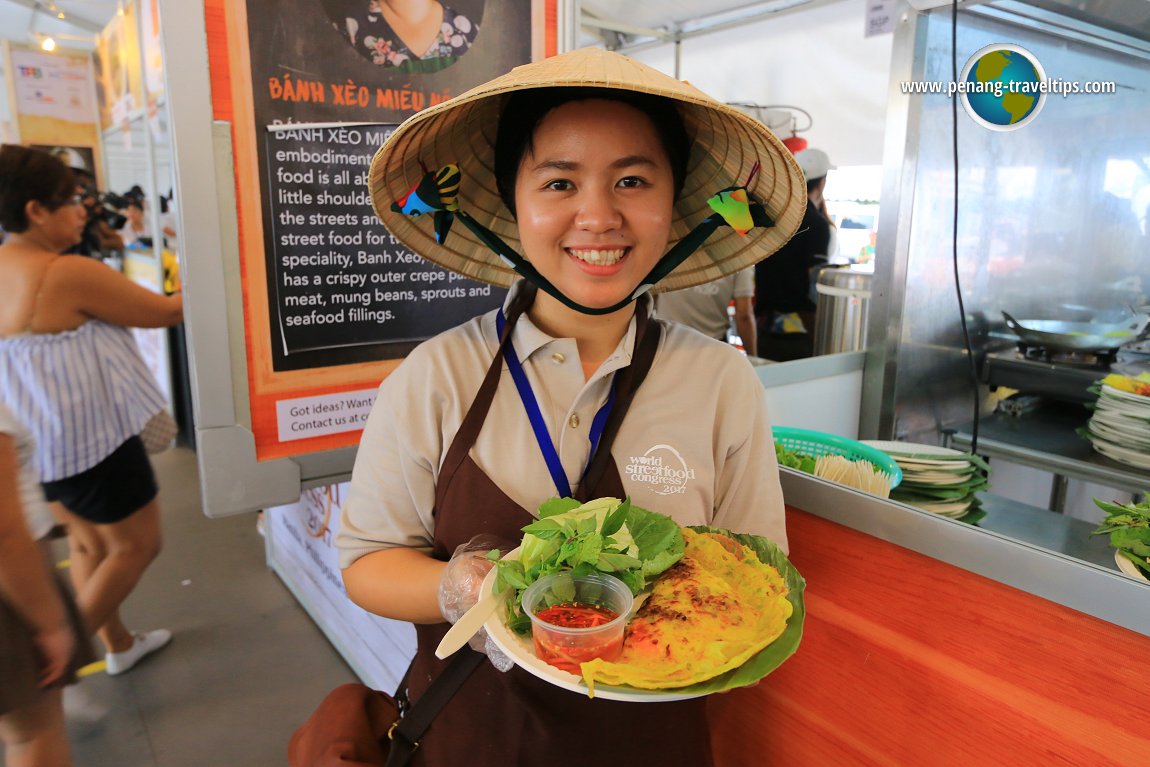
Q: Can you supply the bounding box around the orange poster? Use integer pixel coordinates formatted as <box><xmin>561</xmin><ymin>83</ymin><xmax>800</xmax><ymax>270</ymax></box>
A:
<box><xmin>205</xmin><ymin>0</ymin><xmax>554</xmax><ymax>460</ymax></box>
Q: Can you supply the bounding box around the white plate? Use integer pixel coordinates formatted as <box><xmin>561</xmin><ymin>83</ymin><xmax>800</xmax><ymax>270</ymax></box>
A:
<box><xmin>1089</xmin><ymin>410</ymin><xmax>1150</xmax><ymax>435</ymax></box>
<box><xmin>862</xmin><ymin>441</ymin><xmax>970</xmax><ymax>461</ymax></box>
<box><xmin>900</xmin><ymin>471</ymin><xmax>978</xmax><ymax>486</ymax></box>
<box><xmin>1087</xmin><ymin>421</ymin><xmax>1150</xmax><ymax>451</ymax></box>
<box><xmin>1114</xmin><ymin>551</ymin><xmax>1149</xmax><ymax>582</ymax></box>
<box><xmin>910</xmin><ymin>497</ymin><xmax>973</xmax><ymax>515</ymax></box>
<box><xmin>1087</xmin><ymin>414</ymin><xmax>1150</xmax><ymax>441</ymax></box>
<box><xmin>1090</xmin><ymin>400</ymin><xmax>1150</xmax><ymax>423</ymax></box>
<box><xmin>1093</xmin><ymin>398</ymin><xmax>1150</xmax><ymax>418</ymax></box>
<box><xmin>1095</xmin><ymin>395</ymin><xmax>1150</xmax><ymax>416</ymax></box>
<box><xmin>1090</xmin><ymin>438</ymin><xmax>1150</xmax><ymax>470</ymax></box>
<box><xmin>1100</xmin><ymin>384</ymin><xmax>1150</xmax><ymax>406</ymax></box>
<box><xmin>898</xmin><ymin>460</ymin><xmax>977</xmax><ymax>474</ymax></box>
<box><xmin>1087</xmin><ymin>425</ymin><xmax>1150</xmax><ymax>453</ymax></box>
<box><xmin>481</xmin><ymin>551</ymin><xmax>706</xmax><ymax>703</ymax></box>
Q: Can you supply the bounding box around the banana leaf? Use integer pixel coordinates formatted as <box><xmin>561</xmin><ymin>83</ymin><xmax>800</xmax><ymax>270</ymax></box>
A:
<box><xmin>893</xmin><ymin>485</ymin><xmax>979</xmax><ymax>502</ymax></box>
<box><xmin>898</xmin><ymin>486</ymin><xmax>988</xmax><ymax>501</ymax></box>
<box><xmin>955</xmin><ymin>502</ymin><xmax>988</xmax><ymax>526</ymax></box>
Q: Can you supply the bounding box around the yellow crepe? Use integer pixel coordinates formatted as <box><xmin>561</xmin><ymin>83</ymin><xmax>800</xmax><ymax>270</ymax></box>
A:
<box><xmin>580</xmin><ymin>529</ymin><xmax>791</xmax><ymax>694</ymax></box>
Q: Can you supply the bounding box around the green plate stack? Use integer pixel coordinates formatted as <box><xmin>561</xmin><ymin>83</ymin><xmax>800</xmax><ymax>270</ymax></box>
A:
<box><xmin>861</xmin><ymin>441</ymin><xmax>990</xmax><ymax>524</ymax></box>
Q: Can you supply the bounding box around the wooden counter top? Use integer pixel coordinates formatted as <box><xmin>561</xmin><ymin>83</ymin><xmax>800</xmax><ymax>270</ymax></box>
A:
<box><xmin>709</xmin><ymin>507</ymin><xmax>1150</xmax><ymax>765</ymax></box>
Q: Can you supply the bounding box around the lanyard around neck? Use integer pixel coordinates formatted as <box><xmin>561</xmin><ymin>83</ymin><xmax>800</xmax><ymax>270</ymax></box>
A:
<box><xmin>496</xmin><ymin>308</ymin><xmax>617</xmax><ymax>499</ymax></box>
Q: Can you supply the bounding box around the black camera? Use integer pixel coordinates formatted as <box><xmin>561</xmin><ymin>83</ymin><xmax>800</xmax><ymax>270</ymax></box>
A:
<box><xmin>101</xmin><ymin>190</ymin><xmax>130</xmax><ymax>210</ymax></box>
<box><xmin>80</xmin><ymin>186</ymin><xmax>127</xmax><ymax>230</ymax></box>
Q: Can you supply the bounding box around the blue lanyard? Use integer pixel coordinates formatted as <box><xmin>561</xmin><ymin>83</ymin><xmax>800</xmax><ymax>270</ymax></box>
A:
<box><xmin>496</xmin><ymin>309</ymin><xmax>617</xmax><ymax>498</ymax></box>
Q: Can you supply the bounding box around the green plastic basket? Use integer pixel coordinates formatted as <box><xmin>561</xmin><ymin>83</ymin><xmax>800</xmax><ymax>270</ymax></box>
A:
<box><xmin>773</xmin><ymin>426</ymin><xmax>903</xmax><ymax>488</ymax></box>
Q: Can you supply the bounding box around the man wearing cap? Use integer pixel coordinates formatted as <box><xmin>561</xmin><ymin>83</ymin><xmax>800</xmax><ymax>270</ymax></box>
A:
<box><xmin>754</xmin><ymin>147</ymin><xmax>836</xmax><ymax>361</ymax></box>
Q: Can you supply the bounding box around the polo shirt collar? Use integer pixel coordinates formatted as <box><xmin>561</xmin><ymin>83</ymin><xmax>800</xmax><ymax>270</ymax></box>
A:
<box><xmin>498</xmin><ymin>280</ymin><xmax>651</xmax><ymax>372</ymax></box>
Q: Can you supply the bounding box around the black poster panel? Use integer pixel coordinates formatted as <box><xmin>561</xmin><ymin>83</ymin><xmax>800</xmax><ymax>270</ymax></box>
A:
<box><xmin>265</xmin><ymin>123</ymin><xmax>503</xmax><ymax>357</ymax></box>
<box><xmin>245</xmin><ymin>0</ymin><xmax>530</xmax><ymax>370</ymax></box>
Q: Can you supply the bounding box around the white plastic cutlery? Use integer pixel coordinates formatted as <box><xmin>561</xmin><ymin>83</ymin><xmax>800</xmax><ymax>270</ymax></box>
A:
<box><xmin>435</xmin><ymin>585</ymin><xmax>510</xmax><ymax>659</ymax></box>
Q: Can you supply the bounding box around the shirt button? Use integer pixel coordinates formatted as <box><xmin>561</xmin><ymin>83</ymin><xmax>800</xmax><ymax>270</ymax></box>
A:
<box><xmin>551</xmin><ymin>352</ymin><xmax>566</xmax><ymax>364</ymax></box>
<box><xmin>568</xmin><ymin>414</ymin><xmax>580</xmax><ymax>429</ymax></box>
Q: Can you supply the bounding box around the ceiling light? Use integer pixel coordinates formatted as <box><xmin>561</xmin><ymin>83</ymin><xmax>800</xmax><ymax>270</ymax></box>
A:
<box><xmin>41</xmin><ymin>36</ymin><xmax>57</xmax><ymax>52</ymax></box>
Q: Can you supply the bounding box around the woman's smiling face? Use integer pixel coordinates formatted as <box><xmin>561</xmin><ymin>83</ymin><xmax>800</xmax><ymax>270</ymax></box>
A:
<box><xmin>513</xmin><ymin>99</ymin><xmax>675</xmax><ymax>312</ymax></box>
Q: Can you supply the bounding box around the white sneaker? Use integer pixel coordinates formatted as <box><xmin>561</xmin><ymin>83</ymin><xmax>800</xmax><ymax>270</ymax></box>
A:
<box><xmin>105</xmin><ymin>629</ymin><xmax>172</xmax><ymax>676</ymax></box>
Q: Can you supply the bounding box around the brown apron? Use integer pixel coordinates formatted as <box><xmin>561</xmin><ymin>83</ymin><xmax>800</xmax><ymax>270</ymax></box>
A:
<box><xmin>406</xmin><ymin>290</ymin><xmax>713</xmax><ymax>766</ymax></box>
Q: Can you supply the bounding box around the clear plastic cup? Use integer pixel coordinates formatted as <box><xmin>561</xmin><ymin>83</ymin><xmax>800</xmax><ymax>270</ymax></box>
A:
<box><xmin>522</xmin><ymin>572</ymin><xmax>634</xmax><ymax>674</ymax></box>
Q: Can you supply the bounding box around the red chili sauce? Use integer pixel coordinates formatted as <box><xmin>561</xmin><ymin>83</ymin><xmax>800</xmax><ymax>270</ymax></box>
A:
<box><xmin>532</xmin><ymin>602</ymin><xmax>624</xmax><ymax>674</ymax></box>
<box><xmin>536</xmin><ymin>603</ymin><xmax>618</xmax><ymax>628</ymax></box>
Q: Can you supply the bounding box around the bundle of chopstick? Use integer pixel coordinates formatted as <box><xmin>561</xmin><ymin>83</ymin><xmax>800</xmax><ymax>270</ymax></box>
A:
<box><xmin>813</xmin><ymin>455</ymin><xmax>894</xmax><ymax>498</ymax></box>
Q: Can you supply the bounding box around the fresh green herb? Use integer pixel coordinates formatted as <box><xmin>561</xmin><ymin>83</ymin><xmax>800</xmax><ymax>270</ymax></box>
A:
<box><xmin>490</xmin><ymin>497</ymin><xmax>685</xmax><ymax>634</ymax></box>
<box><xmin>1091</xmin><ymin>495</ymin><xmax>1150</xmax><ymax>579</ymax></box>
<box><xmin>774</xmin><ymin>443</ymin><xmax>817</xmax><ymax>475</ymax></box>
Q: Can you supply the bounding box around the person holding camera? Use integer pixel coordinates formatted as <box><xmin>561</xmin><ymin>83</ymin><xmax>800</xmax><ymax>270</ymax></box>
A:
<box><xmin>68</xmin><ymin>187</ymin><xmax>125</xmax><ymax>259</ymax></box>
<box><xmin>0</xmin><ymin>145</ymin><xmax>183</xmax><ymax>681</ymax></box>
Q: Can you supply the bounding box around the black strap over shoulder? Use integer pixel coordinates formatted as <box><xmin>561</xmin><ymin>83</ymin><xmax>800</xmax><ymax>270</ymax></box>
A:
<box><xmin>434</xmin><ymin>284</ymin><xmax>536</xmax><ymax>512</ymax></box>
<box><xmin>387</xmin><ymin>649</ymin><xmax>485</xmax><ymax>766</ymax></box>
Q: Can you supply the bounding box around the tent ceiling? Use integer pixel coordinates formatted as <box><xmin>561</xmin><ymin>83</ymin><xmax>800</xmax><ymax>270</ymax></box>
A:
<box><xmin>580</xmin><ymin>0</ymin><xmax>829</xmax><ymax>48</ymax></box>
<box><xmin>581</xmin><ymin>0</ymin><xmax>1150</xmax><ymax>47</ymax></box>
<box><xmin>0</xmin><ymin>1</ymin><xmax>118</xmax><ymax>49</ymax></box>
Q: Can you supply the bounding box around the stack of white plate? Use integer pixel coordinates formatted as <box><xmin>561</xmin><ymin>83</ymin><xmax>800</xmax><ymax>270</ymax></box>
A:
<box><xmin>861</xmin><ymin>441</ymin><xmax>990</xmax><ymax>521</ymax></box>
<box><xmin>1084</xmin><ymin>385</ymin><xmax>1150</xmax><ymax>470</ymax></box>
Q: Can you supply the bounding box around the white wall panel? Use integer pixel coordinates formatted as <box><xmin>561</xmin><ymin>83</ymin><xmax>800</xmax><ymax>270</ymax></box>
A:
<box><xmin>626</xmin><ymin>0</ymin><xmax>894</xmax><ymax>167</ymax></box>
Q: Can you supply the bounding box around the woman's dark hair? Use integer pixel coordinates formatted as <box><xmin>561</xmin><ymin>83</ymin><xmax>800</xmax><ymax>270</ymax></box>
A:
<box><xmin>493</xmin><ymin>87</ymin><xmax>691</xmax><ymax>218</ymax></box>
<box><xmin>0</xmin><ymin>145</ymin><xmax>75</xmax><ymax>233</ymax></box>
<box><xmin>123</xmin><ymin>189</ymin><xmax>145</xmax><ymax>211</ymax></box>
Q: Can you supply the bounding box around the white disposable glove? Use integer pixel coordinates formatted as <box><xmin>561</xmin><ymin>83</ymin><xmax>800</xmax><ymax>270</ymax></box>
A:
<box><xmin>437</xmin><ymin>535</ymin><xmax>514</xmax><ymax>672</ymax></box>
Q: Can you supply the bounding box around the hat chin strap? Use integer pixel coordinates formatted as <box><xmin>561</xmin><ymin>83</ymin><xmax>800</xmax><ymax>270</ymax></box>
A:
<box><xmin>455</xmin><ymin>210</ymin><xmax>725</xmax><ymax>315</ymax></box>
<box><xmin>389</xmin><ymin>163</ymin><xmax>775</xmax><ymax>316</ymax></box>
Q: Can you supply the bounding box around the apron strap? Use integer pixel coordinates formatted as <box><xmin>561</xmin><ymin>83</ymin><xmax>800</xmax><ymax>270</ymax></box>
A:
<box><xmin>435</xmin><ymin>285</ymin><xmax>537</xmax><ymax>511</ymax></box>
<box><xmin>435</xmin><ymin>286</ymin><xmax>661</xmax><ymax>509</ymax></box>
<box><xmin>578</xmin><ymin>300</ymin><xmax>661</xmax><ymax>500</ymax></box>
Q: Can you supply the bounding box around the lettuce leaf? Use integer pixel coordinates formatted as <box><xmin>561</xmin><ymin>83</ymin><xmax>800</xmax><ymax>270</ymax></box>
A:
<box><xmin>1091</xmin><ymin>495</ymin><xmax>1150</xmax><ymax>577</ymax></box>
<box><xmin>493</xmin><ymin>497</ymin><xmax>685</xmax><ymax>634</ymax></box>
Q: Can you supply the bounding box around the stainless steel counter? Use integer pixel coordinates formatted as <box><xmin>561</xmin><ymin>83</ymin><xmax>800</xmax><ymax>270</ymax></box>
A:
<box><xmin>975</xmin><ymin>493</ymin><xmax>1114</xmax><ymax>570</ymax></box>
<box><xmin>948</xmin><ymin>403</ymin><xmax>1150</xmax><ymax>495</ymax></box>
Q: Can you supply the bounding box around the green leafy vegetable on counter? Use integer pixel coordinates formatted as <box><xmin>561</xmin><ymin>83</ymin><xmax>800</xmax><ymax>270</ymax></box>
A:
<box><xmin>491</xmin><ymin>497</ymin><xmax>685</xmax><ymax>634</ymax></box>
<box><xmin>774</xmin><ymin>443</ymin><xmax>817</xmax><ymax>475</ymax></box>
<box><xmin>1091</xmin><ymin>495</ymin><xmax>1150</xmax><ymax>579</ymax></box>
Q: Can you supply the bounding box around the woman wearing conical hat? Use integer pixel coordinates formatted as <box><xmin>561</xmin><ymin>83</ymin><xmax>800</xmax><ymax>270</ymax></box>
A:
<box><xmin>335</xmin><ymin>47</ymin><xmax>805</xmax><ymax>765</ymax></box>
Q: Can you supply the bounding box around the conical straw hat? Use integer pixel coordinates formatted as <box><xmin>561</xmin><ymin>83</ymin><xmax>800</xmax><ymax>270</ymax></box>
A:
<box><xmin>368</xmin><ymin>46</ymin><xmax>806</xmax><ymax>291</ymax></box>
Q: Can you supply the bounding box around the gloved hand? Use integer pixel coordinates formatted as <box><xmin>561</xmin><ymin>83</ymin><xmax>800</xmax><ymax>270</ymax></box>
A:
<box><xmin>437</xmin><ymin>534</ymin><xmax>515</xmax><ymax>672</ymax></box>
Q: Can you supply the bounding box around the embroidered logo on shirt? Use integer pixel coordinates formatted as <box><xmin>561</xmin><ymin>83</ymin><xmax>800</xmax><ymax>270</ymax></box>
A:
<box><xmin>624</xmin><ymin>444</ymin><xmax>696</xmax><ymax>495</ymax></box>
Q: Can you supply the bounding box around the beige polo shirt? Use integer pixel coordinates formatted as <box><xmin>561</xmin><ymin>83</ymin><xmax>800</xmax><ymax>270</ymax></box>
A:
<box><xmin>337</xmin><ymin>282</ymin><xmax>787</xmax><ymax>569</ymax></box>
<box><xmin>654</xmin><ymin>267</ymin><xmax>755</xmax><ymax>340</ymax></box>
